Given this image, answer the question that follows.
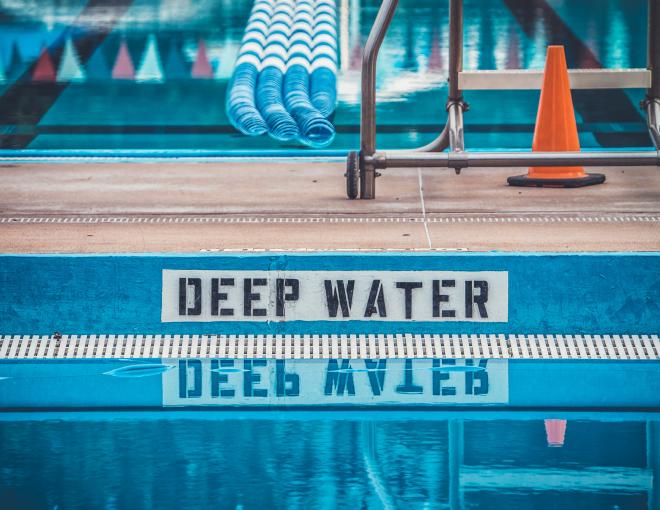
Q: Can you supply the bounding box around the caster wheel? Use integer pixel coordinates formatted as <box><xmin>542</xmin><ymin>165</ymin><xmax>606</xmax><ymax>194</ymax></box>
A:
<box><xmin>345</xmin><ymin>151</ymin><xmax>360</xmax><ymax>199</ymax></box>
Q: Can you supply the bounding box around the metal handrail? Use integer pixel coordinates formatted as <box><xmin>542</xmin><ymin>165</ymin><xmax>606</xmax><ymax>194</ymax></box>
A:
<box><xmin>350</xmin><ymin>0</ymin><xmax>660</xmax><ymax>199</ymax></box>
<box><xmin>459</xmin><ymin>68</ymin><xmax>652</xmax><ymax>90</ymax></box>
<box><xmin>648</xmin><ymin>99</ymin><xmax>660</xmax><ymax>148</ymax></box>
<box><xmin>380</xmin><ymin>150</ymin><xmax>659</xmax><ymax>169</ymax></box>
<box><xmin>359</xmin><ymin>0</ymin><xmax>400</xmax><ymax>198</ymax></box>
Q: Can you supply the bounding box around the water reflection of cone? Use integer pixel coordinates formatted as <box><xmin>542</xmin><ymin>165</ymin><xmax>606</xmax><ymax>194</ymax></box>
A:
<box><xmin>508</xmin><ymin>46</ymin><xmax>605</xmax><ymax>188</ymax></box>
<box><xmin>581</xmin><ymin>23</ymin><xmax>600</xmax><ymax>68</ymax></box>
<box><xmin>506</xmin><ymin>25</ymin><xmax>520</xmax><ymax>69</ymax></box>
<box><xmin>544</xmin><ymin>419</ymin><xmax>567</xmax><ymax>447</ymax></box>
<box><xmin>428</xmin><ymin>26</ymin><xmax>443</xmax><ymax>71</ymax></box>
<box><xmin>32</xmin><ymin>47</ymin><xmax>56</xmax><ymax>82</ymax></box>
<box><xmin>112</xmin><ymin>39</ymin><xmax>135</xmax><ymax>80</ymax></box>
<box><xmin>191</xmin><ymin>40</ymin><xmax>213</xmax><ymax>78</ymax></box>
<box><xmin>349</xmin><ymin>41</ymin><xmax>362</xmax><ymax>70</ymax></box>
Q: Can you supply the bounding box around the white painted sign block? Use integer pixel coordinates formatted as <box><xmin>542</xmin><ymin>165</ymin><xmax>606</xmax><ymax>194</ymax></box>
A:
<box><xmin>162</xmin><ymin>270</ymin><xmax>508</xmax><ymax>323</ymax></box>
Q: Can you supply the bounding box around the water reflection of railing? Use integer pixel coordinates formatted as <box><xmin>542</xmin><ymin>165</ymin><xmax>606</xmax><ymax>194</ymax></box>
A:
<box><xmin>361</xmin><ymin>419</ymin><xmax>658</xmax><ymax>510</ymax></box>
<box><xmin>1</xmin><ymin>415</ymin><xmax>654</xmax><ymax>508</ymax></box>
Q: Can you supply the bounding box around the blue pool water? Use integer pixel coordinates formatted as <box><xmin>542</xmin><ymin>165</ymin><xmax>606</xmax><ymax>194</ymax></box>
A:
<box><xmin>0</xmin><ymin>412</ymin><xmax>657</xmax><ymax>509</ymax></box>
<box><xmin>0</xmin><ymin>0</ymin><xmax>653</xmax><ymax>152</ymax></box>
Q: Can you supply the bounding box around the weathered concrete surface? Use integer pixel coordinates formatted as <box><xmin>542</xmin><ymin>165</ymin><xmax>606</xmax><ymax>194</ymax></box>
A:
<box><xmin>0</xmin><ymin>162</ymin><xmax>420</xmax><ymax>215</ymax></box>
<box><xmin>0</xmin><ymin>162</ymin><xmax>658</xmax><ymax>252</ymax></box>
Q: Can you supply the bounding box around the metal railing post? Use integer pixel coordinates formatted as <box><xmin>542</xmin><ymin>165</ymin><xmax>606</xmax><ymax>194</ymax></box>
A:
<box><xmin>647</xmin><ymin>0</ymin><xmax>660</xmax><ymax>148</ymax></box>
<box><xmin>648</xmin><ymin>99</ymin><xmax>660</xmax><ymax>149</ymax></box>
<box><xmin>447</xmin><ymin>103</ymin><xmax>465</xmax><ymax>152</ymax></box>
<box><xmin>649</xmin><ymin>0</ymin><xmax>660</xmax><ymax>99</ymax></box>
<box><xmin>448</xmin><ymin>0</ymin><xmax>464</xmax><ymax>102</ymax></box>
<box><xmin>447</xmin><ymin>0</ymin><xmax>466</xmax><ymax>156</ymax></box>
<box><xmin>409</xmin><ymin>0</ymin><xmax>464</xmax><ymax>154</ymax></box>
<box><xmin>360</xmin><ymin>0</ymin><xmax>399</xmax><ymax>198</ymax></box>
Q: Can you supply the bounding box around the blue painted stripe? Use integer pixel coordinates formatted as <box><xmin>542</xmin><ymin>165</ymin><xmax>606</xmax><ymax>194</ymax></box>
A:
<box><xmin>0</xmin><ymin>359</ymin><xmax>658</xmax><ymax>409</ymax></box>
<box><xmin>0</xmin><ymin>360</ymin><xmax>162</xmax><ymax>408</ymax></box>
<box><xmin>0</xmin><ymin>252</ymin><xmax>658</xmax><ymax>335</ymax></box>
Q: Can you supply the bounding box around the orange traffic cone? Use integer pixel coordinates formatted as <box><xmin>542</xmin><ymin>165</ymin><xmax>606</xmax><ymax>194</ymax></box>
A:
<box><xmin>544</xmin><ymin>419</ymin><xmax>567</xmax><ymax>447</ymax></box>
<box><xmin>508</xmin><ymin>46</ymin><xmax>605</xmax><ymax>187</ymax></box>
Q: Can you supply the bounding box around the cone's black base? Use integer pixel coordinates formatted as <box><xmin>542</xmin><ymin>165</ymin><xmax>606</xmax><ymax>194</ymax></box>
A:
<box><xmin>507</xmin><ymin>173</ymin><xmax>606</xmax><ymax>188</ymax></box>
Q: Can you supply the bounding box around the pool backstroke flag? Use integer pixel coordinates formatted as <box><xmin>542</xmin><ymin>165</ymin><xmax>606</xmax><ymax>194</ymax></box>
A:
<box><xmin>162</xmin><ymin>270</ymin><xmax>509</xmax><ymax>323</ymax></box>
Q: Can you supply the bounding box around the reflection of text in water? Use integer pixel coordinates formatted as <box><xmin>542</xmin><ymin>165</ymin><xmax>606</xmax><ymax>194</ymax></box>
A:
<box><xmin>162</xmin><ymin>358</ymin><xmax>509</xmax><ymax>405</ymax></box>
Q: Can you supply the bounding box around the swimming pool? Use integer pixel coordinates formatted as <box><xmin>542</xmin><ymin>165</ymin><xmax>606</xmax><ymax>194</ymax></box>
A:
<box><xmin>1</xmin><ymin>2</ymin><xmax>658</xmax><ymax>507</ymax></box>
<box><xmin>0</xmin><ymin>411</ymin><xmax>658</xmax><ymax>509</ymax></box>
<box><xmin>0</xmin><ymin>0</ymin><xmax>653</xmax><ymax>152</ymax></box>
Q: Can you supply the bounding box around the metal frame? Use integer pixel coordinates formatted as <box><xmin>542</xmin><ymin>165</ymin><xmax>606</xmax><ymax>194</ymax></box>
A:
<box><xmin>351</xmin><ymin>0</ymin><xmax>660</xmax><ymax>199</ymax></box>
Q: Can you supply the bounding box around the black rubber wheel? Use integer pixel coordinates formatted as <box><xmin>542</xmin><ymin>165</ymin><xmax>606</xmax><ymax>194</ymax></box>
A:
<box><xmin>345</xmin><ymin>151</ymin><xmax>360</xmax><ymax>199</ymax></box>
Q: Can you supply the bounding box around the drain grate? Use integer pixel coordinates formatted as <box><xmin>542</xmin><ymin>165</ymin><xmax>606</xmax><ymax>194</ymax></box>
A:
<box><xmin>0</xmin><ymin>334</ymin><xmax>658</xmax><ymax>360</ymax></box>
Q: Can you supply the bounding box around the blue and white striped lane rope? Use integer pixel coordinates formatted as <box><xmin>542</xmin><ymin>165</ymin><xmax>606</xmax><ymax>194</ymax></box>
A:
<box><xmin>310</xmin><ymin>0</ymin><xmax>338</xmax><ymax>118</ymax></box>
<box><xmin>284</xmin><ymin>0</ymin><xmax>335</xmax><ymax>147</ymax></box>
<box><xmin>226</xmin><ymin>0</ymin><xmax>271</xmax><ymax>136</ymax></box>
<box><xmin>256</xmin><ymin>0</ymin><xmax>300</xmax><ymax>141</ymax></box>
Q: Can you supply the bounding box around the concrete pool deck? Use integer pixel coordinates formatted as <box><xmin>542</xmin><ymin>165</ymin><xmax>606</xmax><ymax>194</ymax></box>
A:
<box><xmin>0</xmin><ymin>162</ymin><xmax>658</xmax><ymax>253</ymax></box>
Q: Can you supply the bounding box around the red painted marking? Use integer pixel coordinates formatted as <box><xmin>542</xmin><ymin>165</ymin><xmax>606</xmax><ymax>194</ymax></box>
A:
<box><xmin>112</xmin><ymin>40</ymin><xmax>135</xmax><ymax>80</ymax></box>
<box><xmin>191</xmin><ymin>40</ymin><xmax>213</xmax><ymax>78</ymax></box>
<box><xmin>32</xmin><ymin>48</ymin><xmax>56</xmax><ymax>82</ymax></box>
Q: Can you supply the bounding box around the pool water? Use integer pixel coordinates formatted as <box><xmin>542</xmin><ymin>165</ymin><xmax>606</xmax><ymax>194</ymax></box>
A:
<box><xmin>0</xmin><ymin>0</ymin><xmax>652</xmax><ymax>152</ymax></box>
<box><xmin>0</xmin><ymin>413</ymin><xmax>657</xmax><ymax>509</ymax></box>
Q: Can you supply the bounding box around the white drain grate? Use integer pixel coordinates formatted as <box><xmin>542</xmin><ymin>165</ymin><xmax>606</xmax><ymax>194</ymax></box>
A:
<box><xmin>0</xmin><ymin>334</ymin><xmax>658</xmax><ymax>360</ymax></box>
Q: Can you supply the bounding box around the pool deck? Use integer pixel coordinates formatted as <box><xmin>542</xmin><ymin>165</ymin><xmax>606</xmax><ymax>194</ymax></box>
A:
<box><xmin>0</xmin><ymin>161</ymin><xmax>658</xmax><ymax>253</ymax></box>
